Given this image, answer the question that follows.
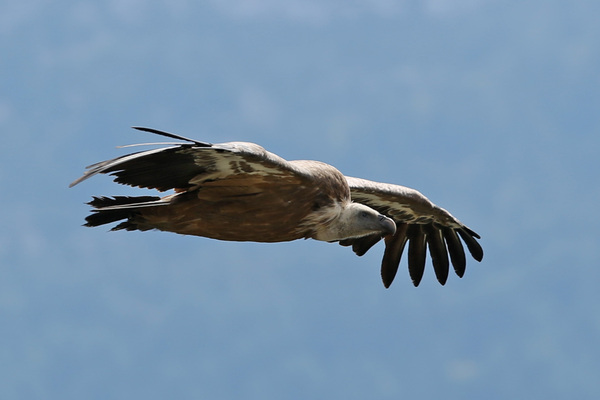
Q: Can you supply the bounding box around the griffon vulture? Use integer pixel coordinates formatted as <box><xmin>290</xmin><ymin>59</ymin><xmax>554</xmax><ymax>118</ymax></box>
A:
<box><xmin>70</xmin><ymin>127</ymin><xmax>483</xmax><ymax>287</ymax></box>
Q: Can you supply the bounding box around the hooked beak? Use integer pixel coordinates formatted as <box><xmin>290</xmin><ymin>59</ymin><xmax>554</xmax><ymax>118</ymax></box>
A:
<box><xmin>378</xmin><ymin>214</ymin><xmax>396</xmax><ymax>236</ymax></box>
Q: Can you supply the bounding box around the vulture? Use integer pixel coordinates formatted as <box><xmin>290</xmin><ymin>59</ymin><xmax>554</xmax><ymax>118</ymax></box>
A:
<box><xmin>70</xmin><ymin>127</ymin><xmax>483</xmax><ymax>287</ymax></box>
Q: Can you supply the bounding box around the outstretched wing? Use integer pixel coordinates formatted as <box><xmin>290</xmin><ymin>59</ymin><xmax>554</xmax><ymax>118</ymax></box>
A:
<box><xmin>343</xmin><ymin>176</ymin><xmax>483</xmax><ymax>288</ymax></box>
<box><xmin>69</xmin><ymin>127</ymin><xmax>309</xmax><ymax>191</ymax></box>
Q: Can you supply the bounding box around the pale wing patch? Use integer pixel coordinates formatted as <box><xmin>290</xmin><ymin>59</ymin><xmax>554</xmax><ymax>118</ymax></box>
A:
<box><xmin>350</xmin><ymin>191</ymin><xmax>424</xmax><ymax>223</ymax></box>
<box><xmin>187</xmin><ymin>142</ymin><xmax>300</xmax><ymax>187</ymax></box>
<box><xmin>347</xmin><ymin>176</ymin><xmax>463</xmax><ymax>228</ymax></box>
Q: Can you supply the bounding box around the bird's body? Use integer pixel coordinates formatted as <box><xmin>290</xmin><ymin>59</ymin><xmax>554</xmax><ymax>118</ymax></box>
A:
<box><xmin>71</xmin><ymin>127</ymin><xmax>483</xmax><ymax>287</ymax></box>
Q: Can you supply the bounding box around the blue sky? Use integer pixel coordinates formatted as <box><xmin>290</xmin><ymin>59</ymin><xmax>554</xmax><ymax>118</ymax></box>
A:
<box><xmin>2</xmin><ymin>0</ymin><xmax>599</xmax><ymax>399</ymax></box>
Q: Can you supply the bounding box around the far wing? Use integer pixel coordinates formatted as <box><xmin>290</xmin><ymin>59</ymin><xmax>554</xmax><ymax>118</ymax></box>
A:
<box><xmin>69</xmin><ymin>127</ymin><xmax>307</xmax><ymax>191</ymax></box>
<box><xmin>343</xmin><ymin>176</ymin><xmax>483</xmax><ymax>287</ymax></box>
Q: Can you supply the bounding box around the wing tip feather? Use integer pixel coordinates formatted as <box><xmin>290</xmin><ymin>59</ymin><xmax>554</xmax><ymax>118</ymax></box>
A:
<box><xmin>131</xmin><ymin>126</ymin><xmax>211</xmax><ymax>147</ymax></box>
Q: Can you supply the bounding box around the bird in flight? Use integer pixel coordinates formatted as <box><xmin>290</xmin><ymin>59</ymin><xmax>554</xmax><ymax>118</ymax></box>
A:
<box><xmin>70</xmin><ymin>127</ymin><xmax>483</xmax><ymax>287</ymax></box>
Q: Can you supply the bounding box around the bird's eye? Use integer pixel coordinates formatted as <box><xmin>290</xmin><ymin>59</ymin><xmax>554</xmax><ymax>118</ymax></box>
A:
<box><xmin>360</xmin><ymin>211</ymin><xmax>369</xmax><ymax>218</ymax></box>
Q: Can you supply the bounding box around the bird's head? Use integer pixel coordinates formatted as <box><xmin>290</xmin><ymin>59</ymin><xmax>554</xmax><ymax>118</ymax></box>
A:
<box><xmin>314</xmin><ymin>202</ymin><xmax>396</xmax><ymax>242</ymax></box>
<box><xmin>345</xmin><ymin>202</ymin><xmax>396</xmax><ymax>238</ymax></box>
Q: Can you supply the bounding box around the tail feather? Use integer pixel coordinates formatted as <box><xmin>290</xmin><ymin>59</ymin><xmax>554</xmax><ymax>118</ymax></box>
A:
<box><xmin>84</xmin><ymin>196</ymin><xmax>161</xmax><ymax>230</ymax></box>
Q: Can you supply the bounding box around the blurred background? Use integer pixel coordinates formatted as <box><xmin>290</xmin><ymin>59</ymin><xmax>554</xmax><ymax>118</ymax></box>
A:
<box><xmin>2</xmin><ymin>0</ymin><xmax>599</xmax><ymax>398</ymax></box>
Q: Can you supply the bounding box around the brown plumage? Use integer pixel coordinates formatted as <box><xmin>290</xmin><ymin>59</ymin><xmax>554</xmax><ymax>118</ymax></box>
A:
<box><xmin>70</xmin><ymin>127</ymin><xmax>483</xmax><ymax>287</ymax></box>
